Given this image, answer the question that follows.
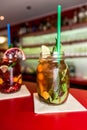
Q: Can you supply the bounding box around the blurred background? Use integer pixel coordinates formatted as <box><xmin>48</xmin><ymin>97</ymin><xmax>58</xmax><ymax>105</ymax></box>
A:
<box><xmin>1</xmin><ymin>0</ymin><xmax>87</xmax><ymax>89</ymax></box>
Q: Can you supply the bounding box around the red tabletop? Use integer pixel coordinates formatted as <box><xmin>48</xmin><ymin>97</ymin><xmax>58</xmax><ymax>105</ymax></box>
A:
<box><xmin>0</xmin><ymin>81</ymin><xmax>87</xmax><ymax>130</ymax></box>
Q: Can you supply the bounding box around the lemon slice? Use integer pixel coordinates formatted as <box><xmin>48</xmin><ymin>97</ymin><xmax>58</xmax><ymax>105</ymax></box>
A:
<box><xmin>41</xmin><ymin>45</ymin><xmax>50</xmax><ymax>58</ymax></box>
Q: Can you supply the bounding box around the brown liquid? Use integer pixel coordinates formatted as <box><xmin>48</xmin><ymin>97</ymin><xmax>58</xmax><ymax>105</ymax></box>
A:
<box><xmin>37</xmin><ymin>57</ymin><xmax>70</xmax><ymax>104</ymax></box>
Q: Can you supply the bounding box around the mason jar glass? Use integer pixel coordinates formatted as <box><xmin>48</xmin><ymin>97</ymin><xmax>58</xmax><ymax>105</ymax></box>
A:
<box><xmin>36</xmin><ymin>52</ymin><xmax>70</xmax><ymax>105</ymax></box>
<box><xmin>0</xmin><ymin>54</ymin><xmax>22</xmax><ymax>93</ymax></box>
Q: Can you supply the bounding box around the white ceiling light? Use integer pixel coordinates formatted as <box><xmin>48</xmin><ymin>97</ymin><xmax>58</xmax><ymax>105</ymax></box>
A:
<box><xmin>0</xmin><ymin>16</ymin><xmax>5</xmax><ymax>21</ymax></box>
<box><xmin>0</xmin><ymin>36</ymin><xmax>7</xmax><ymax>44</ymax></box>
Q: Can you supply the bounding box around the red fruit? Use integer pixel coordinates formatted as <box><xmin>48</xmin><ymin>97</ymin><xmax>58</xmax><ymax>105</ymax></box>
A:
<box><xmin>3</xmin><ymin>47</ymin><xmax>26</xmax><ymax>60</ymax></box>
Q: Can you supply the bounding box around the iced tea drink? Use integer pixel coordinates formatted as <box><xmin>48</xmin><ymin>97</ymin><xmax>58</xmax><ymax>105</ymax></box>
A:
<box><xmin>0</xmin><ymin>48</ymin><xmax>25</xmax><ymax>93</ymax></box>
<box><xmin>36</xmin><ymin>46</ymin><xmax>70</xmax><ymax>105</ymax></box>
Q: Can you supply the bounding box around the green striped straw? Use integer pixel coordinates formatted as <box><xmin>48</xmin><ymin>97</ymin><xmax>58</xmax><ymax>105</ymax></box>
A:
<box><xmin>57</xmin><ymin>5</ymin><xmax>61</xmax><ymax>62</ymax></box>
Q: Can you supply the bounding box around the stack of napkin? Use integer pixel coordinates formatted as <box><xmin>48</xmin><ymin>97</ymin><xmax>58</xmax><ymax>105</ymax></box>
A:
<box><xmin>33</xmin><ymin>93</ymin><xmax>87</xmax><ymax>114</ymax></box>
<box><xmin>0</xmin><ymin>84</ymin><xmax>31</xmax><ymax>100</ymax></box>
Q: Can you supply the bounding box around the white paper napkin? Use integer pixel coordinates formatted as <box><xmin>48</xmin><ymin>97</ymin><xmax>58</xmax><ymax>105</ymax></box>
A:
<box><xmin>33</xmin><ymin>93</ymin><xmax>87</xmax><ymax>114</ymax></box>
<box><xmin>0</xmin><ymin>84</ymin><xmax>31</xmax><ymax>100</ymax></box>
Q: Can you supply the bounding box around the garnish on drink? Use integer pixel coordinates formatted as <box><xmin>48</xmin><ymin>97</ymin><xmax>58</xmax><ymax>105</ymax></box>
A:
<box><xmin>3</xmin><ymin>47</ymin><xmax>26</xmax><ymax>60</ymax></box>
